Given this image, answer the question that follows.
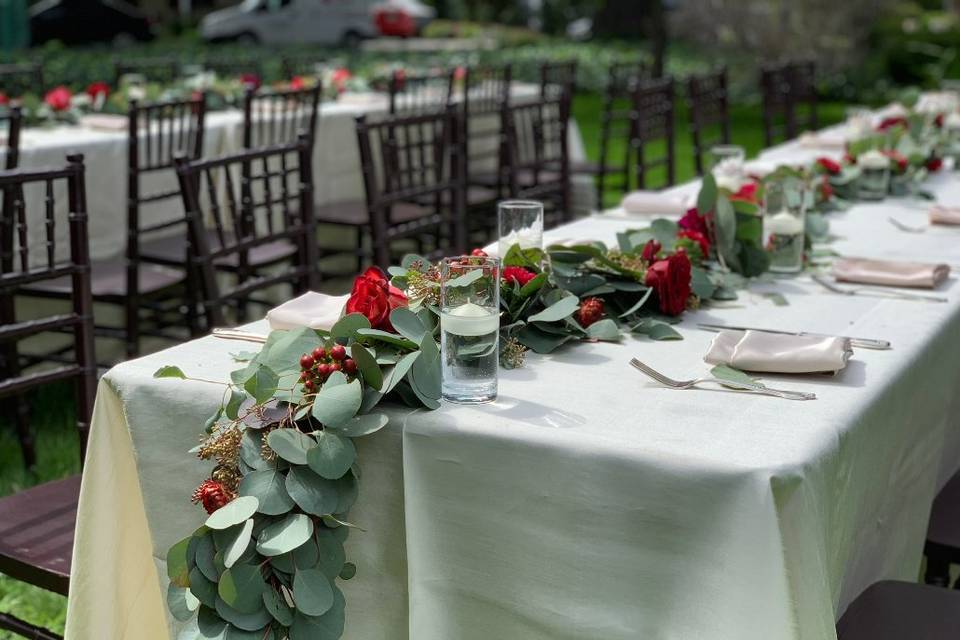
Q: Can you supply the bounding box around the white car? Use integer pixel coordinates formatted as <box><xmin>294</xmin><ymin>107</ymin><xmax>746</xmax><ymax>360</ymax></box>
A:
<box><xmin>200</xmin><ymin>0</ymin><xmax>435</xmax><ymax>47</ymax></box>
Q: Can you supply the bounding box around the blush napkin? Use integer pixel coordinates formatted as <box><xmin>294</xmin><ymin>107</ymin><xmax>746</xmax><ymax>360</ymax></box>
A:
<box><xmin>266</xmin><ymin>292</ymin><xmax>349</xmax><ymax>331</ymax></box>
<box><xmin>930</xmin><ymin>206</ymin><xmax>960</xmax><ymax>226</ymax></box>
<box><xmin>832</xmin><ymin>257</ymin><xmax>950</xmax><ymax>289</ymax></box>
<box><xmin>617</xmin><ymin>191</ymin><xmax>689</xmax><ymax>217</ymax></box>
<box><xmin>704</xmin><ymin>330</ymin><xmax>853</xmax><ymax>374</ymax></box>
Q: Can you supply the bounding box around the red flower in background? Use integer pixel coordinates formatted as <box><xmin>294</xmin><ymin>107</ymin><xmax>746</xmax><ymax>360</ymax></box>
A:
<box><xmin>877</xmin><ymin>116</ymin><xmax>908</xmax><ymax>132</ymax></box>
<box><xmin>935</xmin><ymin>113</ymin><xmax>945</xmax><ymax>128</ymax></box>
<box><xmin>44</xmin><ymin>86</ymin><xmax>72</xmax><ymax>112</ymax></box>
<box><xmin>678</xmin><ymin>207</ymin><xmax>709</xmax><ymax>236</ymax></box>
<box><xmin>85</xmin><ymin>81</ymin><xmax>110</xmax><ymax>100</ymax></box>
<box><xmin>883</xmin><ymin>150</ymin><xmax>908</xmax><ymax>173</ymax></box>
<box><xmin>729</xmin><ymin>181</ymin><xmax>759</xmax><ymax>203</ymax></box>
<box><xmin>577</xmin><ymin>297</ymin><xmax>604</xmax><ymax>328</ymax></box>
<box><xmin>289</xmin><ymin>76</ymin><xmax>306</xmax><ymax>90</ymax></box>
<box><xmin>454</xmin><ymin>66</ymin><xmax>467</xmax><ymax>81</ymax></box>
<box><xmin>644</xmin><ymin>252</ymin><xmax>692</xmax><ymax>317</ymax></box>
<box><xmin>346</xmin><ymin>266</ymin><xmax>408</xmax><ymax>331</ymax></box>
<box><xmin>640</xmin><ymin>239</ymin><xmax>661</xmax><ymax>263</ymax></box>
<box><xmin>927</xmin><ymin>157</ymin><xmax>944</xmax><ymax>172</ymax></box>
<box><xmin>240</xmin><ymin>73</ymin><xmax>261</xmax><ymax>90</ymax></box>
<box><xmin>331</xmin><ymin>68</ymin><xmax>352</xmax><ymax>94</ymax></box>
<box><xmin>819</xmin><ymin>176</ymin><xmax>834</xmax><ymax>201</ymax></box>
<box><xmin>503</xmin><ymin>266</ymin><xmax>536</xmax><ymax>287</ymax></box>
<box><xmin>816</xmin><ymin>157</ymin><xmax>841</xmax><ymax>175</ymax></box>
<box><xmin>191</xmin><ymin>479</ymin><xmax>232</xmax><ymax>514</ymax></box>
<box><xmin>0</xmin><ymin>92</ymin><xmax>8</xmax><ymax>106</ymax></box>
<box><xmin>678</xmin><ymin>229</ymin><xmax>710</xmax><ymax>257</ymax></box>
<box><xmin>470</xmin><ymin>248</ymin><xmax>488</xmax><ymax>257</ymax></box>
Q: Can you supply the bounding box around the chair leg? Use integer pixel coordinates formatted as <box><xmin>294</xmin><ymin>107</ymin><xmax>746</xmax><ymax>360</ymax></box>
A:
<box><xmin>0</xmin><ymin>609</ymin><xmax>63</xmax><ymax>639</ymax></box>
<box><xmin>925</xmin><ymin>549</ymin><xmax>952</xmax><ymax>587</ymax></box>
<box><xmin>125</xmin><ymin>294</ymin><xmax>140</xmax><ymax>359</ymax></box>
<box><xmin>11</xmin><ymin>395</ymin><xmax>36</xmax><ymax>468</ymax></box>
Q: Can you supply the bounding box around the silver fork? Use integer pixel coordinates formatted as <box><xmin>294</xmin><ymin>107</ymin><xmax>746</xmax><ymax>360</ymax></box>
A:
<box><xmin>888</xmin><ymin>217</ymin><xmax>926</xmax><ymax>233</ymax></box>
<box><xmin>629</xmin><ymin>358</ymin><xmax>816</xmax><ymax>401</ymax></box>
<box><xmin>811</xmin><ymin>275</ymin><xmax>948</xmax><ymax>303</ymax></box>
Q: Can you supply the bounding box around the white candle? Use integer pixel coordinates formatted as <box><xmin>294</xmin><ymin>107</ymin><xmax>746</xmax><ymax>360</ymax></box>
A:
<box><xmin>858</xmin><ymin>149</ymin><xmax>889</xmax><ymax>170</ymax></box>
<box><xmin>441</xmin><ymin>303</ymin><xmax>499</xmax><ymax>337</ymax></box>
<box><xmin>766</xmin><ymin>211</ymin><xmax>804</xmax><ymax>236</ymax></box>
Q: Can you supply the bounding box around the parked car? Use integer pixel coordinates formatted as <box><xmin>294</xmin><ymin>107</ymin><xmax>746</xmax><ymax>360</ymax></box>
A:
<box><xmin>200</xmin><ymin>0</ymin><xmax>435</xmax><ymax>46</ymax></box>
<box><xmin>30</xmin><ymin>0</ymin><xmax>155</xmax><ymax>46</ymax></box>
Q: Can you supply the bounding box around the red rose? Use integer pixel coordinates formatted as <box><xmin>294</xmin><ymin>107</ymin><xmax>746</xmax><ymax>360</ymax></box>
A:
<box><xmin>577</xmin><ymin>297</ymin><xmax>604</xmax><ymax>328</ymax></box>
<box><xmin>927</xmin><ymin>157</ymin><xmax>944</xmax><ymax>172</ymax></box>
<box><xmin>44</xmin><ymin>86</ymin><xmax>72</xmax><ymax>112</ymax></box>
<box><xmin>470</xmin><ymin>248</ymin><xmax>488</xmax><ymax>257</ymax></box>
<box><xmin>730</xmin><ymin>181</ymin><xmax>759</xmax><ymax>203</ymax></box>
<box><xmin>877</xmin><ymin>116</ymin><xmax>907</xmax><ymax>132</ymax></box>
<box><xmin>883</xmin><ymin>150</ymin><xmax>908</xmax><ymax>173</ymax></box>
<box><xmin>644</xmin><ymin>252</ymin><xmax>692</xmax><ymax>317</ymax></box>
<box><xmin>816</xmin><ymin>157</ymin><xmax>841</xmax><ymax>175</ymax></box>
<box><xmin>86</xmin><ymin>81</ymin><xmax>110</xmax><ymax>100</ymax></box>
<box><xmin>936</xmin><ymin>113</ymin><xmax>945</xmax><ymax>128</ymax></box>
<box><xmin>331</xmin><ymin>68</ymin><xmax>352</xmax><ymax>93</ymax></box>
<box><xmin>502</xmin><ymin>266</ymin><xmax>536</xmax><ymax>287</ymax></box>
<box><xmin>0</xmin><ymin>92</ymin><xmax>10</xmax><ymax>106</ymax></box>
<box><xmin>240</xmin><ymin>73</ymin><xmax>261</xmax><ymax>90</ymax></box>
<box><xmin>678</xmin><ymin>207</ymin><xmax>709</xmax><ymax>236</ymax></box>
<box><xmin>289</xmin><ymin>76</ymin><xmax>306</xmax><ymax>90</ymax></box>
<box><xmin>345</xmin><ymin>266</ymin><xmax>408</xmax><ymax>331</ymax></box>
<box><xmin>640</xmin><ymin>239</ymin><xmax>661</xmax><ymax>263</ymax></box>
<box><xmin>678</xmin><ymin>229</ymin><xmax>710</xmax><ymax>257</ymax></box>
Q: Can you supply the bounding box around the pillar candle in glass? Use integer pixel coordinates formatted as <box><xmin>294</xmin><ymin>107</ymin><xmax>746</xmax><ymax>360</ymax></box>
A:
<box><xmin>763</xmin><ymin>178</ymin><xmax>806</xmax><ymax>274</ymax></box>
<box><xmin>440</xmin><ymin>256</ymin><xmax>500</xmax><ymax>404</ymax></box>
<box><xmin>857</xmin><ymin>149</ymin><xmax>891</xmax><ymax>201</ymax></box>
<box><xmin>708</xmin><ymin>145</ymin><xmax>746</xmax><ymax>191</ymax></box>
<box><xmin>498</xmin><ymin>200</ymin><xmax>543</xmax><ymax>257</ymax></box>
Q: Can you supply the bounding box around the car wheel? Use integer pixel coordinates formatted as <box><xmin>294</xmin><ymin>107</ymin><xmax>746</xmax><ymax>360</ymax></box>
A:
<box><xmin>113</xmin><ymin>32</ymin><xmax>136</xmax><ymax>47</ymax></box>
<box><xmin>341</xmin><ymin>30</ymin><xmax>363</xmax><ymax>49</ymax></box>
<box><xmin>235</xmin><ymin>32</ymin><xmax>259</xmax><ymax>45</ymax></box>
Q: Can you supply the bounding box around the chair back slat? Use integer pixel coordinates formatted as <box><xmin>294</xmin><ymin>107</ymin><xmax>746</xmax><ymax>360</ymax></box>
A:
<box><xmin>356</xmin><ymin>108</ymin><xmax>465</xmax><ymax>268</ymax></box>
<box><xmin>788</xmin><ymin>60</ymin><xmax>818</xmax><ymax>135</ymax></box>
<box><xmin>243</xmin><ymin>85</ymin><xmax>321</xmax><ymax>150</ymax></box>
<box><xmin>592</xmin><ymin>61</ymin><xmax>648</xmax><ymax>208</ymax></box>
<box><xmin>175</xmin><ymin>137</ymin><xmax>317</xmax><ymax>327</ymax></box>
<box><xmin>634</xmin><ymin>76</ymin><xmax>676</xmax><ymax>190</ymax></box>
<box><xmin>0</xmin><ymin>62</ymin><xmax>44</xmax><ymax>97</ymax></box>
<box><xmin>539</xmin><ymin>60</ymin><xmax>578</xmax><ymax>101</ymax></box>
<box><xmin>0</xmin><ymin>155</ymin><xmax>96</xmax><ymax>463</ymax></box>
<box><xmin>388</xmin><ymin>69</ymin><xmax>455</xmax><ymax>116</ymax></box>
<box><xmin>761</xmin><ymin>63</ymin><xmax>793</xmax><ymax>147</ymax></box>
<box><xmin>2</xmin><ymin>106</ymin><xmax>22</xmax><ymax>171</ymax></box>
<box><xmin>687</xmin><ymin>68</ymin><xmax>731</xmax><ymax>175</ymax></box>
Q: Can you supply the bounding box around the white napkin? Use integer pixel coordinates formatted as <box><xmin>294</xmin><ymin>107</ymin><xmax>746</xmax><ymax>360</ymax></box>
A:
<box><xmin>798</xmin><ymin>131</ymin><xmax>848</xmax><ymax>150</ymax></box>
<box><xmin>704</xmin><ymin>330</ymin><xmax>853</xmax><ymax>374</ymax></box>
<box><xmin>78</xmin><ymin>114</ymin><xmax>128</xmax><ymax>131</ymax></box>
<box><xmin>614</xmin><ymin>191</ymin><xmax>689</xmax><ymax>217</ymax></box>
<box><xmin>832</xmin><ymin>257</ymin><xmax>950</xmax><ymax>289</ymax></box>
<box><xmin>266</xmin><ymin>292</ymin><xmax>349</xmax><ymax>331</ymax></box>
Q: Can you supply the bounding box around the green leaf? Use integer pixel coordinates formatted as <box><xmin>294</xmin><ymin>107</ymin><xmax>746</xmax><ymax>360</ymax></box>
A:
<box><xmin>330</xmin><ymin>313</ymin><xmax>371</xmax><ymax>342</ymax></box>
<box><xmin>205</xmin><ymin>496</ymin><xmax>259</xmax><ymax>530</ymax></box>
<box><xmin>690</xmin><ymin>266</ymin><xmax>717</xmax><ymax>299</ymax></box>
<box><xmin>516</xmin><ymin>325</ymin><xmax>576</xmax><ymax>353</ymax></box>
<box><xmin>288</xmin><ymin>587</ymin><xmax>346</xmax><ymax>640</ymax></box>
<box><xmin>266</xmin><ymin>428</ymin><xmax>316</xmax><ymax>465</ymax></box>
<box><xmin>315</xmin><ymin>529</ymin><xmax>347</xmax><ymax>579</ymax></box>
<box><xmin>389</xmin><ymin>307</ymin><xmax>429</xmax><ymax>344</ymax></box>
<box><xmin>154</xmin><ymin>365</ymin><xmax>186</xmax><ymax>379</ymax></box>
<box><xmin>650</xmin><ymin>218</ymin><xmax>679</xmax><ymax>250</ymax></box>
<box><xmin>256</xmin><ymin>513</ymin><xmax>314</xmax><ymax>556</ymax></box>
<box><xmin>167</xmin><ymin>535</ymin><xmax>193</xmax><ymax>588</ymax></box>
<box><xmin>242</xmin><ymin>366</ymin><xmax>278</xmax><ymax>404</ymax></box>
<box><xmin>409</xmin><ymin>333</ymin><xmax>441</xmax><ymax>404</ymax></box>
<box><xmin>617</xmin><ymin>287</ymin><xmax>654</xmax><ymax>318</ymax></box>
<box><xmin>334</xmin><ymin>471</ymin><xmax>359</xmax><ymax>515</ymax></box>
<box><xmin>168</xmin><ymin>583</ymin><xmax>200</xmax><ymax>621</ymax></box>
<box><xmin>585</xmin><ymin>318</ymin><xmax>620</xmax><ymax>341</ymax></box>
<box><xmin>714</xmin><ymin>195</ymin><xmax>736</xmax><ymax>257</ymax></box>
<box><xmin>224</xmin><ymin>388</ymin><xmax>245</xmax><ymax>420</ymax></box>
<box><xmin>307</xmin><ymin>431</ymin><xmax>357</xmax><ymax>480</ymax></box>
<box><xmin>380</xmin><ymin>351</ymin><xmax>420</xmax><ymax>394</ymax></box>
<box><xmin>631</xmin><ymin>318</ymin><xmax>683</xmax><ymax>341</ymax></box>
<box><xmin>311</xmin><ymin>378</ymin><xmax>362</xmax><ymax>427</ymax></box>
<box><xmin>354</xmin><ymin>328</ymin><xmax>418</xmax><ymax>349</ymax></box>
<box><xmin>195</xmin><ymin>532</ymin><xmax>219</xmax><ymax>582</ymax></box>
<box><xmin>239</xmin><ymin>470</ymin><xmax>295</xmax><ymax>516</ymax></box>
<box><xmin>218</xmin><ymin>563</ymin><xmax>264</xmax><ymax>614</ymax></box>
<box><xmin>327</xmin><ymin>412</ymin><xmax>389</xmax><ymax>438</ymax></box>
<box><xmin>697</xmin><ymin>171</ymin><xmax>717</xmax><ymax>214</ymax></box>
<box><xmin>339</xmin><ymin>563</ymin><xmax>357</xmax><ymax>580</ymax></box>
<box><xmin>221</xmin><ymin>519</ymin><xmax>254</xmax><ymax>569</ymax></box>
<box><xmin>518</xmin><ymin>272</ymin><xmax>547</xmax><ymax>297</ymax></box>
<box><xmin>215</xmin><ymin>596</ymin><xmax>272</xmax><ymax>631</ymax></box>
<box><xmin>350</xmin><ymin>343</ymin><xmax>383</xmax><ymax>390</ymax></box>
<box><xmin>710</xmin><ymin>364</ymin><xmax>760</xmax><ymax>388</ymax></box>
<box><xmin>197</xmin><ymin>606</ymin><xmax>228</xmax><ymax>639</ymax></box>
<box><xmin>761</xmin><ymin>292</ymin><xmax>789</xmax><ymax>306</ymax></box>
<box><xmin>285</xmin><ymin>465</ymin><xmax>339</xmax><ymax>516</ymax></box>
<box><xmin>188</xmin><ymin>566</ymin><xmax>217</xmax><ymax>609</ymax></box>
<box><xmin>293</xmin><ymin>569</ymin><xmax>334</xmax><ymax>616</ymax></box>
<box><xmin>527</xmin><ymin>295</ymin><xmax>579</xmax><ymax>323</ymax></box>
<box><xmin>444</xmin><ymin>267</ymin><xmax>485</xmax><ymax>288</ymax></box>
<box><xmin>263</xmin><ymin>587</ymin><xmax>294</xmax><ymax>627</ymax></box>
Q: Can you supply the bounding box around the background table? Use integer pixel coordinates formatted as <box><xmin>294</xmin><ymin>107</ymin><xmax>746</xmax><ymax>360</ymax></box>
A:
<box><xmin>65</xmin><ymin>130</ymin><xmax>960</xmax><ymax>640</ymax></box>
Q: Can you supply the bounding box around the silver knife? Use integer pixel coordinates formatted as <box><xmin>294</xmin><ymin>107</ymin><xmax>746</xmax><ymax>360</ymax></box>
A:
<box><xmin>696</xmin><ymin>323</ymin><xmax>892</xmax><ymax>350</ymax></box>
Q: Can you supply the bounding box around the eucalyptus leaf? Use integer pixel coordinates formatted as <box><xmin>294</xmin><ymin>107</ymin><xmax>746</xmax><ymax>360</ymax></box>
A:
<box><xmin>697</xmin><ymin>172</ymin><xmax>717</xmax><ymax>214</ymax></box>
<box><xmin>240</xmin><ymin>430</ymin><xmax>270</xmax><ymax>471</ymax></box>
<box><xmin>154</xmin><ymin>365</ymin><xmax>187</xmax><ymax>379</ymax></box>
<box><xmin>218</xmin><ymin>563</ymin><xmax>264</xmax><ymax>614</ymax></box>
<box><xmin>206</xmin><ymin>496</ymin><xmax>259</xmax><ymax>530</ymax></box>
<box><xmin>710</xmin><ymin>364</ymin><xmax>761</xmax><ymax>387</ymax></box>
<box><xmin>311</xmin><ymin>379</ymin><xmax>362</xmax><ymax>427</ymax></box>
<box><xmin>197</xmin><ymin>606</ymin><xmax>228</xmax><ymax>640</ymax></box>
<box><xmin>195</xmin><ymin>532</ymin><xmax>219</xmax><ymax>582</ymax></box>
<box><xmin>307</xmin><ymin>431</ymin><xmax>357</xmax><ymax>480</ymax></box>
<box><xmin>355</xmin><ymin>328</ymin><xmax>418</xmax><ymax>350</ymax></box>
<box><xmin>617</xmin><ymin>287</ymin><xmax>654</xmax><ymax>318</ymax></box>
<box><xmin>263</xmin><ymin>586</ymin><xmax>294</xmax><ymax>626</ymax></box>
<box><xmin>257</xmin><ymin>513</ymin><xmax>315</xmax><ymax>556</ymax></box>
<box><xmin>350</xmin><ymin>343</ymin><xmax>383</xmax><ymax>390</ymax></box>
<box><xmin>389</xmin><ymin>307</ymin><xmax>429</xmax><ymax>343</ymax></box>
<box><xmin>285</xmin><ymin>465</ymin><xmax>339</xmax><ymax>516</ymax></box>
<box><xmin>339</xmin><ymin>563</ymin><xmax>357</xmax><ymax>580</ymax></box>
<box><xmin>266</xmin><ymin>428</ymin><xmax>316</xmax><ymax>465</ymax></box>
<box><xmin>168</xmin><ymin>584</ymin><xmax>201</xmax><ymax>622</ymax></box>
<box><xmin>288</xmin><ymin>586</ymin><xmax>346</xmax><ymax>640</ymax></box>
<box><xmin>585</xmin><ymin>318</ymin><xmax>620</xmax><ymax>341</ymax></box>
<box><xmin>409</xmin><ymin>333</ymin><xmax>441</xmax><ymax>403</ymax></box>
<box><xmin>379</xmin><ymin>351</ymin><xmax>420</xmax><ymax>394</ymax></box>
<box><xmin>189</xmin><ymin>566</ymin><xmax>218</xmax><ymax>609</ymax></box>
<box><xmin>215</xmin><ymin>596</ymin><xmax>272</xmax><ymax>631</ymax></box>
<box><xmin>331</xmin><ymin>313</ymin><xmax>371</xmax><ymax>341</ymax></box>
<box><xmin>516</xmin><ymin>324</ymin><xmax>576</xmax><ymax>353</ymax></box>
<box><xmin>315</xmin><ymin>529</ymin><xmax>348</xmax><ymax>580</ymax></box>
<box><xmin>293</xmin><ymin>569</ymin><xmax>334</xmax><ymax>616</ymax></box>
<box><xmin>631</xmin><ymin>318</ymin><xmax>683</xmax><ymax>341</ymax></box>
<box><xmin>243</xmin><ymin>366</ymin><xmax>278</xmax><ymax>404</ymax></box>
<box><xmin>527</xmin><ymin>295</ymin><xmax>579</xmax><ymax>323</ymax></box>
<box><xmin>222</xmin><ymin>519</ymin><xmax>254</xmax><ymax>569</ymax></box>
<box><xmin>224</xmin><ymin>388</ymin><xmax>245</xmax><ymax>420</ymax></box>
<box><xmin>240</xmin><ymin>470</ymin><xmax>294</xmax><ymax>516</ymax></box>
<box><xmin>167</xmin><ymin>535</ymin><xmax>193</xmax><ymax>588</ymax></box>
<box><xmin>327</xmin><ymin>412</ymin><xmax>389</xmax><ymax>438</ymax></box>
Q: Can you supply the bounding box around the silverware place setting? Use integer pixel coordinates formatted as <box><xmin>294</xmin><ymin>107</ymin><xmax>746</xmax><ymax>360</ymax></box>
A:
<box><xmin>696</xmin><ymin>323</ymin><xmax>891</xmax><ymax>350</ymax></box>
<box><xmin>628</xmin><ymin>358</ymin><xmax>816</xmax><ymax>401</ymax></box>
<box><xmin>811</xmin><ymin>275</ymin><xmax>948</xmax><ymax>303</ymax></box>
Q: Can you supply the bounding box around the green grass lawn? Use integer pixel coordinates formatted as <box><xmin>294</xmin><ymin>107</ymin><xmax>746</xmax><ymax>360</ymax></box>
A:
<box><xmin>0</xmin><ymin>95</ymin><xmax>849</xmax><ymax>639</ymax></box>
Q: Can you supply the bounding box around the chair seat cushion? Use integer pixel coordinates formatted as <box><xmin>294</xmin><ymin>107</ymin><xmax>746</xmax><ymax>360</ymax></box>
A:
<box><xmin>141</xmin><ymin>231</ymin><xmax>297</xmax><ymax>269</ymax></box>
<box><xmin>28</xmin><ymin>258</ymin><xmax>184</xmax><ymax>298</ymax></box>
<box><xmin>0</xmin><ymin>475</ymin><xmax>79</xmax><ymax>595</ymax></box>
<box><xmin>928</xmin><ymin>468</ymin><xmax>960</xmax><ymax>551</ymax></box>
<box><xmin>837</xmin><ymin>580</ymin><xmax>960</xmax><ymax>640</ymax></box>
<box><xmin>315</xmin><ymin>200</ymin><xmax>430</xmax><ymax>226</ymax></box>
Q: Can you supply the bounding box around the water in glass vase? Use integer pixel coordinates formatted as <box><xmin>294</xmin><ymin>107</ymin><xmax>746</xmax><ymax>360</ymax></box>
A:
<box><xmin>440</xmin><ymin>302</ymin><xmax>499</xmax><ymax>403</ymax></box>
<box><xmin>765</xmin><ymin>211</ymin><xmax>805</xmax><ymax>273</ymax></box>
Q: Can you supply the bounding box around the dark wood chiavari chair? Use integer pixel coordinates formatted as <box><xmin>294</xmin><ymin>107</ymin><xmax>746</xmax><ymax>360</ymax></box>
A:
<box><xmin>0</xmin><ymin>61</ymin><xmax>44</xmax><ymax>97</ymax></box>
<box><xmin>787</xmin><ymin>60</ymin><xmax>818</xmax><ymax>136</ymax></box>
<box><xmin>836</xmin><ymin>580</ymin><xmax>960</xmax><ymax>639</ymax></box>
<box><xmin>356</xmin><ymin>106</ymin><xmax>466</xmax><ymax>269</ymax></box>
<box><xmin>2</xmin><ymin>105</ymin><xmax>22</xmax><ymax>171</ymax></box>
<box><xmin>388</xmin><ymin>69</ymin><xmax>455</xmax><ymax>115</ymax></box>
<box><xmin>0</xmin><ymin>154</ymin><xmax>96</xmax><ymax>640</ymax></box>
<box><xmin>761</xmin><ymin>63</ymin><xmax>793</xmax><ymax>147</ymax></box>
<box><xmin>923</xmin><ymin>468</ymin><xmax>960</xmax><ymax>587</ymax></box>
<box><xmin>113</xmin><ymin>57</ymin><xmax>181</xmax><ymax>86</ymax></box>
<box><xmin>242</xmin><ymin>84</ymin><xmax>322</xmax><ymax>150</ymax></box>
<box><xmin>633</xmin><ymin>76</ymin><xmax>676</xmax><ymax>190</ymax></box>
<box><xmin>686</xmin><ymin>68</ymin><xmax>732</xmax><ymax>176</ymax></box>
<box><xmin>501</xmin><ymin>96</ymin><xmax>572</xmax><ymax>228</ymax></box>
<box><xmin>174</xmin><ymin>136</ymin><xmax>318</xmax><ymax>327</ymax></box>
<box><xmin>539</xmin><ymin>60</ymin><xmax>578</xmax><ymax>101</ymax></box>
<box><xmin>572</xmin><ymin>61</ymin><xmax>647</xmax><ymax>210</ymax></box>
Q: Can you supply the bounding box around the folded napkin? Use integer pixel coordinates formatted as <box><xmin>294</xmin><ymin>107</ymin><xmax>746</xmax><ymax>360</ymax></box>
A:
<box><xmin>266</xmin><ymin>292</ymin><xmax>349</xmax><ymax>331</ymax></box>
<box><xmin>798</xmin><ymin>131</ymin><xmax>847</xmax><ymax>150</ymax></box>
<box><xmin>704</xmin><ymin>330</ymin><xmax>853</xmax><ymax>374</ymax></box>
<box><xmin>832</xmin><ymin>257</ymin><xmax>950</xmax><ymax>289</ymax></box>
<box><xmin>930</xmin><ymin>206</ymin><xmax>960</xmax><ymax>226</ymax></box>
<box><xmin>79</xmin><ymin>114</ymin><xmax>128</xmax><ymax>131</ymax></box>
<box><xmin>617</xmin><ymin>191</ymin><xmax>689</xmax><ymax>217</ymax></box>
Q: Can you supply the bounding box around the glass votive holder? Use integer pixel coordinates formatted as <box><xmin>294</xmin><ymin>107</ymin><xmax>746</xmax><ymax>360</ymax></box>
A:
<box><xmin>708</xmin><ymin>144</ymin><xmax>746</xmax><ymax>191</ymax></box>
<box><xmin>763</xmin><ymin>178</ymin><xmax>806</xmax><ymax>274</ymax></box>
<box><xmin>440</xmin><ymin>256</ymin><xmax>500</xmax><ymax>404</ymax></box>
<box><xmin>498</xmin><ymin>200</ymin><xmax>543</xmax><ymax>257</ymax></box>
<box><xmin>857</xmin><ymin>150</ymin><xmax>891</xmax><ymax>201</ymax></box>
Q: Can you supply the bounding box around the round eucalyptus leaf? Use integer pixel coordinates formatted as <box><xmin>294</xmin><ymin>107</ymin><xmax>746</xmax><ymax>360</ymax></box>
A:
<box><xmin>189</xmin><ymin>566</ymin><xmax>218</xmax><ymax>609</ymax></box>
<box><xmin>206</xmin><ymin>496</ymin><xmax>259</xmax><ymax>530</ymax></box>
<box><xmin>339</xmin><ymin>562</ymin><xmax>357</xmax><ymax>580</ymax></box>
<box><xmin>240</xmin><ymin>430</ymin><xmax>270</xmax><ymax>471</ymax></box>
<box><xmin>167</xmin><ymin>534</ymin><xmax>193</xmax><ymax>588</ymax></box>
<box><xmin>334</xmin><ymin>471</ymin><xmax>359</xmax><ymax>515</ymax></box>
<box><xmin>350</xmin><ymin>343</ymin><xmax>383</xmax><ymax>390</ymax></box>
<box><xmin>315</xmin><ymin>529</ymin><xmax>346</xmax><ymax>580</ymax></box>
<box><xmin>310</xmin><ymin>379</ymin><xmax>362</xmax><ymax>427</ymax></box>
<box><xmin>215</xmin><ymin>596</ymin><xmax>272</xmax><ymax>632</ymax></box>
<box><xmin>195</xmin><ymin>534</ymin><xmax>219</xmax><ymax>583</ymax></box>
<box><xmin>240</xmin><ymin>470</ymin><xmax>295</xmax><ymax>516</ymax></box>
<box><xmin>266</xmin><ymin>429</ymin><xmax>316</xmax><ymax>465</ymax></box>
<box><xmin>168</xmin><ymin>584</ymin><xmax>201</xmax><ymax>622</ymax></box>
<box><xmin>256</xmin><ymin>513</ymin><xmax>314</xmax><ymax>557</ymax></box>
<box><xmin>262</xmin><ymin>585</ymin><xmax>294</xmax><ymax>626</ymax></box>
<box><xmin>217</xmin><ymin>563</ymin><xmax>264</xmax><ymax>614</ymax></box>
<box><xmin>222</xmin><ymin>519</ymin><xmax>254</xmax><ymax>569</ymax></box>
<box><xmin>197</xmin><ymin>606</ymin><xmax>228</xmax><ymax>640</ymax></box>
<box><xmin>293</xmin><ymin>568</ymin><xmax>334</xmax><ymax>616</ymax></box>
<box><xmin>328</xmin><ymin>412</ymin><xmax>388</xmax><ymax>439</ymax></box>
<box><xmin>306</xmin><ymin>431</ymin><xmax>356</xmax><ymax>480</ymax></box>
<box><xmin>226</xmin><ymin>625</ymin><xmax>272</xmax><ymax>640</ymax></box>
<box><xmin>285</xmin><ymin>465</ymin><xmax>338</xmax><ymax>516</ymax></box>
<box><xmin>269</xmin><ymin>537</ymin><xmax>319</xmax><ymax>574</ymax></box>
<box><xmin>176</xmin><ymin>617</ymin><xmax>202</xmax><ymax>640</ymax></box>
<box><xmin>287</xmin><ymin>586</ymin><xmax>346</xmax><ymax>640</ymax></box>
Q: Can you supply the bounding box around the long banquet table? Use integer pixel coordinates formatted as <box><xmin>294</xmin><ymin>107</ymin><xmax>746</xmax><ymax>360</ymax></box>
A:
<box><xmin>65</xmin><ymin>126</ymin><xmax>960</xmax><ymax>640</ymax></box>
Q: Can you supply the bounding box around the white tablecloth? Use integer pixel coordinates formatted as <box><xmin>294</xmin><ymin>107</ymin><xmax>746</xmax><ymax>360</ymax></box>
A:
<box><xmin>66</xmin><ymin>130</ymin><xmax>960</xmax><ymax>640</ymax></box>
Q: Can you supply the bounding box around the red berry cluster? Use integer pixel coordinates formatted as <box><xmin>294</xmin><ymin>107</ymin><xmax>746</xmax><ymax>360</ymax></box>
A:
<box><xmin>192</xmin><ymin>479</ymin><xmax>232</xmax><ymax>514</ymax></box>
<box><xmin>299</xmin><ymin>345</ymin><xmax>358</xmax><ymax>392</ymax></box>
<box><xmin>578</xmin><ymin>297</ymin><xmax>604</xmax><ymax>328</ymax></box>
